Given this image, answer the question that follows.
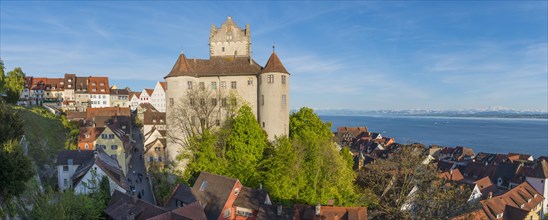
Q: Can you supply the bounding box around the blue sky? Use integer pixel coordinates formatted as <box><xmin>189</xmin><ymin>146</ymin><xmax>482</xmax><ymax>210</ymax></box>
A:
<box><xmin>1</xmin><ymin>2</ymin><xmax>547</xmax><ymax>111</ymax></box>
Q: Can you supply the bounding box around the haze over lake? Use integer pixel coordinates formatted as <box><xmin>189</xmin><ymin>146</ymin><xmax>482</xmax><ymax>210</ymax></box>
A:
<box><xmin>321</xmin><ymin>115</ymin><xmax>548</xmax><ymax>158</ymax></box>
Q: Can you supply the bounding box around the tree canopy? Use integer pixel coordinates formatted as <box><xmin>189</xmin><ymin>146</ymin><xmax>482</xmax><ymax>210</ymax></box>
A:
<box><xmin>4</xmin><ymin>67</ymin><xmax>25</xmax><ymax>104</ymax></box>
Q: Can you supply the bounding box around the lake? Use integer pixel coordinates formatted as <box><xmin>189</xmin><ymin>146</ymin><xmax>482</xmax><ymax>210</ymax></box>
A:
<box><xmin>320</xmin><ymin>115</ymin><xmax>548</xmax><ymax>158</ymax></box>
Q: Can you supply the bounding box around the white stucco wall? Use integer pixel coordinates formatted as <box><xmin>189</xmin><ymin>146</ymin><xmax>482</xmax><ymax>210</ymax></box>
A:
<box><xmin>74</xmin><ymin>164</ymin><xmax>126</xmax><ymax>195</ymax></box>
<box><xmin>258</xmin><ymin>72</ymin><xmax>290</xmax><ymax>140</ymax></box>
<box><xmin>57</xmin><ymin>164</ymin><xmax>80</xmax><ymax>191</ymax></box>
<box><xmin>526</xmin><ymin>177</ymin><xmax>548</xmax><ymax>214</ymax></box>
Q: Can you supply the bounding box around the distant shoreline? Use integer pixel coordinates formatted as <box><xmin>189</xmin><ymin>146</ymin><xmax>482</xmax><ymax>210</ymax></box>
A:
<box><xmin>315</xmin><ymin>113</ymin><xmax>548</xmax><ymax>120</ymax></box>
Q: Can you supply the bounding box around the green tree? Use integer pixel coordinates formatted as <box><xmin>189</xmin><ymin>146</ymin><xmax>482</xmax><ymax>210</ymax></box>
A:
<box><xmin>261</xmin><ymin>137</ymin><xmax>306</xmax><ymax>204</ymax></box>
<box><xmin>225</xmin><ymin>105</ymin><xmax>268</xmax><ymax>187</ymax></box>
<box><xmin>0</xmin><ymin>59</ymin><xmax>5</xmax><ymax>96</ymax></box>
<box><xmin>0</xmin><ymin>104</ymin><xmax>24</xmax><ymax>144</ymax></box>
<box><xmin>0</xmin><ymin>140</ymin><xmax>34</xmax><ymax>215</ymax></box>
<box><xmin>30</xmin><ymin>188</ymin><xmax>105</xmax><ymax>220</ymax></box>
<box><xmin>181</xmin><ymin>129</ymin><xmax>227</xmax><ymax>183</ymax></box>
<box><xmin>4</xmin><ymin>67</ymin><xmax>25</xmax><ymax>104</ymax></box>
<box><xmin>288</xmin><ymin>107</ymin><xmax>356</xmax><ymax>205</ymax></box>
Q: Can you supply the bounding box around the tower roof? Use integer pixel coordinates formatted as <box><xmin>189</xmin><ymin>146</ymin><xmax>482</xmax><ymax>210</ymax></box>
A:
<box><xmin>167</xmin><ymin>53</ymin><xmax>193</xmax><ymax>77</ymax></box>
<box><xmin>262</xmin><ymin>52</ymin><xmax>289</xmax><ymax>74</ymax></box>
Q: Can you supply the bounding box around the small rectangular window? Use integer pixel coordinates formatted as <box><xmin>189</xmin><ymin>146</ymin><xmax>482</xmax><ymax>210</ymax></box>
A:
<box><xmin>211</xmin><ymin>82</ymin><xmax>217</xmax><ymax>90</ymax></box>
<box><xmin>247</xmin><ymin>78</ymin><xmax>253</xmax><ymax>85</ymax></box>
<box><xmin>200</xmin><ymin>98</ymin><xmax>205</xmax><ymax>106</ymax></box>
<box><xmin>170</xmin><ymin>98</ymin><xmax>174</xmax><ymax>106</ymax></box>
<box><xmin>109</xmin><ymin>134</ymin><xmax>115</xmax><ymax>139</ymax></box>
<box><xmin>215</xmin><ymin>119</ymin><xmax>220</xmax><ymax>126</ymax></box>
<box><xmin>111</xmin><ymin>145</ymin><xmax>118</xmax><ymax>150</ymax></box>
<box><xmin>187</xmin><ymin>81</ymin><xmax>193</xmax><ymax>89</ymax></box>
<box><xmin>282</xmin><ymin>75</ymin><xmax>286</xmax><ymax>84</ymax></box>
<box><xmin>231</xmin><ymin>81</ymin><xmax>237</xmax><ymax>89</ymax></box>
<box><xmin>282</xmin><ymin>95</ymin><xmax>286</xmax><ymax>106</ymax></box>
<box><xmin>211</xmin><ymin>98</ymin><xmax>217</xmax><ymax>106</ymax></box>
<box><xmin>200</xmin><ymin>181</ymin><xmax>207</xmax><ymax>191</ymax></box>
<box><xmin>199</xmin><ymin>82</ymin><xmax>205</xmax><ymax>90</ymax></box>
<box><xmin>261</xmin><ymin>95</ymin><xmax>264</xmax><ymax>105</ymax></box>
<box><xmin>222</xmin><ymin>98</ymin><xmax>227</xmax><ymax>107</ymax></box>
<box><xmin>63</xmin><ymin>165</ymin><xmax>69</xmax><ymax>172</ymax></box>
<box><xmin>268</xmin><ymin>74</ymin><xmax>274</xmax><ymax>83</ymax></box>
<box><xmin>189</xmin><ymin>98</ymin><xmax>195</xmax><ymax>106</ymax></box>
<box><xmin>220</xmin><ymin>81</ymin><xmax>226</xmax><ymax>89</ymax></box>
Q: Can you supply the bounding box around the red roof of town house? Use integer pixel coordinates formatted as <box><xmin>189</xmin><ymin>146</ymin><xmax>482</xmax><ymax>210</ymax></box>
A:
<box><xmin>86</xmin><ymin>107</ymin><xmax>131</xmax><ymax>120</ymax></box>
<box><xmin>262</xmin><ymin>51</ymin><xmax>289</xmax><ymax>74</ymax></box>
<box><xmin>45</xmin><ymin>78</ymin><xmax>65</xmax><ymax>91</ymax></box>
<box><xmin>63</xmin><ymin>73</ymin><xmax>76</xmax><ymax>90</ymax></box>
<box><xmin>31</xmin><ymin>77</ymin><xmax>47</xmax><ymax>90</ymax></box>
<box><xmin>130</xmin><ymin>92</ymin><xmax>141</xmax><ymax>100</ymax></box>
<box><xmin>165</xmin><ymin>53</ymin><xmax>263</xmax><ymax>78</ymax></box>
<box><xmin>294</xmin><ymin>205</ymin><xmax>367</xmax><ymax>220</ymax></box>
<box><xmin>473</xmin><ymin>176</ymin><xmax>500</xmax><ymax>199</ymax></box>
<box><xmin>450</xmin><ymin>208</ymin><xmax>489</xmax><ymax>220</ymax></box>
<box><xmin>75</xmin><ymin>77</ymin><xmax>89</xmax><ymax>93</ymax></box>
<box><xmin>438</xmin><ymin>168</ymin><xmax>464</xmax><ymax>182</ymax></box>
<box><xmin>480</xmin><ymin>181</ymin><xmax>544</xmax><ymax>219</ymax></box>
<box><xmin>78</xmin><ymin>127</ymin><xmax>105</xmax><ymax>144</ymax></box>
<box><xmin>88</xmin><ymin>76</ymin><xmax>110</xmax><ymax>94</ymax></box>
<box><xmin>159</xmin><ymin>82</ymin><xmax>167</xmax><ymax>91</ymax></box>
<box><xmin>144</xmin><ymin>89</ymin><xmax>154</xmax><ymax>96</ymax></box>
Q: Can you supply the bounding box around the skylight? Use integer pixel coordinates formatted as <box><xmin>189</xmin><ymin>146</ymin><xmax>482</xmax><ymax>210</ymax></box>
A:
<box><xmin>200</xmin><ymin>181</ymin><xmax>207</xmax><ymax>191</ymax></box>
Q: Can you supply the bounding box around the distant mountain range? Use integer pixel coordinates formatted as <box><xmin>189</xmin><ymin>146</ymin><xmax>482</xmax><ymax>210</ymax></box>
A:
<box><xmin>307</xmin><ymin>108</ymin><xmax>548</xmax><ymax>119</ymax></box>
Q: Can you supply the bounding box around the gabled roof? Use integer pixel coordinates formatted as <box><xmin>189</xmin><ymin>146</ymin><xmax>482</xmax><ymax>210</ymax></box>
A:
<box><xmin>480</xmin><ymin>181</ymin><xmax>544</xmax><ymax>219</ymax></box>
<box><xmin>105</xmin><ymin>190</ymin><xmax>167</xmax><ymax>220</ymax></box>
<box><xmin>449</xmin><ymin>208</ymin><xmax>489</xmax><ymax>220</ymax></box>
<box><xmin>165</xmin><ymin>53</ymin><xmax>262</xmax><ymax>78</ymax></box>
<box><xmin>88</xmin><ymin>76</ymin><xmax>110</xmax><ymax>94</ymax></box>
<box><xmin>78</xmin><ymin>127</ymin><xmax>105</xmax><ymax>143</ymax></box>
<box><xmin>144</xmin><ymin>138</ymin><xmax>166</xmax><ymax>155</ymax></box>
<box><xmin>164</xmin><ymin>183</ymin><xmax>198</xmax><ymax>210</ymax></box>
<box><xmin>159</xmin><ymin>82</ymin><xmax>167</xmax><ymax>91</ymax></box>
<box><xmin>528</xmin><ymin>159</ymin><xmax>548</xmax><ymax>179</ymax></box>
<box><xmin>294</xmin><ymin>205</ymin><xmax>367</xmax><ymax>220</ymax></box>
<box><xmin>233</xmin><ymin>186</ymin><xmax>268</xmax><ymax>210</ymax></box>
<box><xmin>438</xmin><ymin>169</ymin><xmax>464</xmax><ymax>182</ymax></box>
<box><xmin>144</xmin><ymin>111</ymin><xmax>166</xmax><ymax>125</ymax></box>
<box><xmin>72</xmin><ymin>149</ymin><xmax>128</xmax><ymax>191</ymax></box>
<box><xmin>130</xmin><ymin>92</ymin><xmax>141</xmax><ymax>100</ymax></box>
<box><xmin>192</xmin><ymin>172</ymin><xmax>239</xmax><ymax>220</ymax></box>
<box><xmin>75</xmin><ymin>77</ymin><xmax>89</xmax><ymax>93</ymax></box>
<box><xmin>143</xmin><ymin>89</ymin><xmax>154</xmax><ymax>96</ymax></box>
<box><xmin>56</xmin><ymin>150</ymin><xmax>95</xmax><ymax>166</ymax></box>
<box><xmin>262</xmin><ymin>52</ymin><xmax>289</xmax><ymax>74</ymax></box>
<box><xmin>110</xmin><ymin>88</ymin><xmax>130</xmax><ymax>96</ymax></box>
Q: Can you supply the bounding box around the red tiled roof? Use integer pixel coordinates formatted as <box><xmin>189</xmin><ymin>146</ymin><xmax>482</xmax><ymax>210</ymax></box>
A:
<box><xmin>480</xmin><ymin>181</ymin><xmax>544</xmax><ymax>219</ymax></box>
<box><xmin>262</xmin><ymin>52</ymin><xmax>289</xmax><ymax>74</ymax></box>
<box><xmin>165</xmin><ymin>53</ymin><xmax>262</xmax><ymax>78</ymax></box>
<box><xmin>439</xmin><ymin>169</ymin><xmax>464</xmax><ymax>181</ymax></box>
<box><xmin>294</xmin><ymin>205</ymin><xmax>367</xmax><ymax>220</ymax></box>
<box><xmin>159</xmin><ymin>82</ymin><xmax>167</xmax><ymax>91</ymax></box>
<box><xmin>78</xmin><ymin>127</ymin><xmax>105</xmax><ymax>143</ymax></box>
<box><xmin>144</xmin><ymin>89</ymin><xmax>154</xmax><ymax>96</ymax></box>
<box><xmin>450</xmin><ymin>208</ymin><xmax>489</xmax><ymax>220</ymax></box>
<box><xmin>88</xmin><ymin>76</ymin><xmax>110</xmax><ymax>94</ymax></box>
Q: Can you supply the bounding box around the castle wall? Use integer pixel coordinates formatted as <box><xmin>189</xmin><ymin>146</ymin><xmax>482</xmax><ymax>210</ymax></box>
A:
<box><xmin>258</xmin><ymin>72</ymin><xmax>290</xmax><ymax>140</ymax></box>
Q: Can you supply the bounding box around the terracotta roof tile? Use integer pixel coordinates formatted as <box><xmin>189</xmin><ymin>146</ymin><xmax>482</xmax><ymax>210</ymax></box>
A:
<box><xmin>480</xmin><ymin>181</ymin><xmax>544</xmax><ymax>219</ymax></box>
<box><xmin>159</xmin><ymin>82</ymin><xmax>167</xmax><ymax>91</ymax></box>
<box><xmin>88</xmin><ymin>76</ymin><xmax>110</xmax><ymax>94</ymax></box>
<box><xmin>262</xmin><ymin>52</ymin><xmax>289</xmax><ymax>74</ymax></box>
<box><xmin>165</xmin><ymin>54</ymin><xmax>262</xmax><ymax>78</ymax></box>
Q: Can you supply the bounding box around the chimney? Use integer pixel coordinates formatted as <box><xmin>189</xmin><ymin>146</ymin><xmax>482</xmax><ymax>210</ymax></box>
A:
<box><xmin>488</xmin><ymin>192</ymin><xmax>493</xmax><ymax>200</ymax></box>
<box><xmin>277</xmin><ymin>205</ymin><xmax>282</xmax><ymax>216</ymax></box>
<box><xmin>315</xmin><ymin>204</ymin><xmax>321</xmax><ymax>216</ymax></box>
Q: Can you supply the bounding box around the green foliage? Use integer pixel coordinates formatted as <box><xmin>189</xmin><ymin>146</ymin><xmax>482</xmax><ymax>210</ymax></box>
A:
<box><xmin>150</xmin><ymin>164</ymin><xmax>179</xmax><ymax>206</ymax></box>
<box><xmin>0</xmin><ymin>140</ymin><xmax>34</xmax><ymax>202</ymax></box>
<box><xmin>4</xmin><ymin>67</ymin><xmax>25</xmax><ymax>104</ymax></box>
<box><xmin>0</xmin><ymin>103</ymin><xmax>24</xmax><ymax>144</ymax></box>
<box><xmin>261</xmin><ymin>137</ymin><xmax>305</xmax><ymax>204</ymax></box>
<box><xmin>340</xmin><ymin>147</ymin><xmax>354</xmax><ymax>170</ymax></box>
<box><xmin>30</xmin><ymin>188</ymin><xmax>106</xmax><ymax>220</ymax></box>
<box><xmin>225</xmin><ymin>105</ymin><xmax>268</xmax><ymax>187</ymax></box>
<box><xmin>0</xmin><ymin>59</ymin><xmax>5</xmax><ymax>95</ymax></box>
<box><xmin>182</xmin><ymin>130</ymin><xmax>227</xmax><ymax>183</ymax></box>
<box><xmin>61</xmin><ymin>114</ymin><xmax>79</xmax><ymax>150</ymax></box>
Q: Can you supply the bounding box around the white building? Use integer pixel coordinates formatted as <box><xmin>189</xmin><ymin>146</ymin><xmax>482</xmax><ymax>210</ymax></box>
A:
<box><xmin>165</xmin><ymin>16</ymin><xmax>290</xmax><ymax>164</ymax></box>
<box><xmin>56</xmin><ymin>150</ymin><xmax>95</xmax><ymax>191</ymax></box>
<box><xmin>150</xmin><ymin>81</ymin><xmax>167</xmax><ymax>112</ymax></box>
<box><xmin>526</xmin><ymin>160</ymin><xmax>548</xmax><ymax>214</ymax></box>
<box><xmin>89</xmin><ymin>77</ymin><xmax>111</xmax><ymax>108</ymax></box>
<box><xmin>72</xmin><ymin>149</ymin><xmax>128</xmax><ymax>195</ymax></box>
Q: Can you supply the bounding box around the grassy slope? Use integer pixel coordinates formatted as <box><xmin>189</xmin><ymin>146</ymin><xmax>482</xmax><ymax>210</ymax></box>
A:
<box><xmin>12</xmin><ymin>106</ymin><xmax>66</xmax><ymax>187</ymax></box>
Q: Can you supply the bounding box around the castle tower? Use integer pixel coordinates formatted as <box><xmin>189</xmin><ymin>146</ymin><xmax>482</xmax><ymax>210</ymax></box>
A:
<box><xmin>209</xmin><ymin>16</ymin><xmax>251</xmax><ymax>58</ymax></box>
<box><xmin>259</xmin><ymin>51</ymin><xmax>290</xmax><ymax>140</ymax></box>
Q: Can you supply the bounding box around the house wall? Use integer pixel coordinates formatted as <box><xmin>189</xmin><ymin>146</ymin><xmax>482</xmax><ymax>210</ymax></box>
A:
<box><xmin>143</xmin><ymin>124</ymin><xmax>166</xmax><ymax>136</ymax></box>
<box><xmin>63</xmin><ymin>89</ymin><xmax>75</xmax><ymax>101</ymax></box>
<box><xmin>144</xmin><ymin>140</ymin><xmax>167</xmax><ymax>170</ymax></box>
<box><xmin>90</xmin><ymin>94</ymin><xmax>110</xmax><ymax>108</ymax></box>
<box><xmin>78</xmin><ymin>141</ymin><xmax>95</xmax><ymax>150</ymax></box>
<box><xmin>57</xmin><ymin>164</ymin><xmax>80</xmax><ymax>191</ymax></box>
<box><xmin>527</xmin><ymin>177</ymin><xmax>548</xmax><ymax>214</ymax></box>
<box><xmin>218</xmin><ymin>180</ymin><xmax>243</xmax><ymax>220</ymax></box>
<box><xmin>111</xmin><ymin>95</ymin><xmax>130</xmax><ymax>108</ymax></box>
<box><xmin>151</xmin><ymin>82</ymin><xmax>166</xmax><ymax>112</ymax></box>
<box><xmin>94</xmin><ymin>127</ymin><xmax>129</xmax><ymax>175</ymax></box>
<box><xmin>130</xmin><ymin>95</ymin><xmax>140</xmax><ymax>111</ymax></box>
<box><xmin>74</xmin><ymin>164</ymin><xmax>126</xmax><ymax>195</ymax></box>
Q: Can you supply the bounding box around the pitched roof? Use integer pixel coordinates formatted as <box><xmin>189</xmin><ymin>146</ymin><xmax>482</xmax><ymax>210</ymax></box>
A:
<box><xmin>144</xmin><ymin>89</ymin><xmax>154</xmax><ymax>96</ymax></box>
<box><xmin>438</xmin><ymin>169</ymin><xmax>464</xmax><ymax>182</ymax></box>
<box><xmin>233</xmin><ymin>186</ymin><xmax>268</xmax><ymax>210</ymax></box>
<box><xmin>480</xmin><ymin>181</ymin><xmax>544</xmax><ymax>219</ymax></box>
<box><xmin>72</xmin><ymin>149</ymin><xmax>128</xmax><ymax>191</ymax></box>
<box><xmin>105</xmin><ymin>190</ymin><xmax>167</xmax><ymax>220</ymax></box>
<box><xmin>75</xmin><ymin>77</ymin><xmax>89</xmax><ymax>93</ymax></box>
<box><xmin>262</xmin><ymin>52</ymin><xmax>289</xmax><ymax>74</ymax></box>
<box><xmin>56</xmin><ymin>150</ymin><xmax>95</xmax><ymax>166</ymax></box>
<box><xmin>86</xmin><ymin>107</ymin><xmax>131</xmax><ymax>119</ymax></box>
<box><xmin>294</xmin><ymin>205</ymin><xmax>367</xmax><ymax>220</ymax></box>
<box><xmin>159</xmin><ymin>82</ymin><xmax>167</xmax><ymax>91</ymax></box>
<box><xmin>88</xmin><ymin>76</ymin><xmax>110</xmax><ymax>94</ymax></box>
<box><xmin>130</xmin><ymin>92</ymin><xmax>141</xmax><ymax>100</ymax></box>
<box><xmin>528</xmin><ymin>159</ymin><xmax>548</xmax><ymax>179</ymax></box>
<box><xmin>257</xmin><ymin>204</ymin><xmax>294</xmax><ymax>220</ymax></box>
<box><xmin>164</xmin><ymin>184</ymin><xmax>198</xmax><ymax>210</ymax></box>
<box><xmin>165</xmin><ymin>54</ymin><xmax>262</xmax><ymax>78</ymax></box>
<box><xmin>78</xmin><ymin>127</ymin><xmax>105</xmax><ymax>143</ymax></box>
<box><xmin>110</xmin><ymin>88</ymin><xmax>130</xmax><ymax>96</ymax></box>
<box><xmin>143</xmin><ymin>111</ymin><xmax>166</xmax><ymax>125</ymax></box>
<box><xmin>449</xmin><ymin>208</ymin><xmax>489</xmax><ymax>220</ymax></box>
<box><xmin>192</xmin><ymin>172</ymin><xmax>239</xmax><ymax>220</ymax></box>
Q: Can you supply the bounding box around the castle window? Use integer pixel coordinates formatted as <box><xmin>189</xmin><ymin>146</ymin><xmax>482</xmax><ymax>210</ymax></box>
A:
<box><xmin>262</xmin><ymin>122</ymin><xmax>265</xmax><ymax>128</ymax></box>
<box><xmin>187</xmin><ymin>81</ymin><xmax>193</xmax><ymax>89</ymax></box>
<box><xmin>247</xmin><ymin>78</ymin><xmax>253</xmax><ymax>85</ymax></box>
<box><xmin>199</xmin><ymin>82</ymin><xmax>205</xmax><ymax>90</ymax></box>
<box><xmin>222</xmin><ymin>98</ymin><xmax>227</xmax><ymax>107</ymax></box>
<box><xmin>170</xmin><ymin>98</ymin><xmax>174</xmax><ymax>106</ymax></box>
<box><xmin>189</xmin><ymin>98</ymin><xmax>195</xmax><ymax>106</ymax></box>
<box><xmin>215</xmin><ymin>119</ymin><xmax>220</xmax><ymax>126</ymax></box>
<box><xmin>222</xmin><ymin>47</ymin><xmax>225</xmax><ymax>52</ymax></box>
<box><xmin>282</xmin><ymin>75</ymin><xmax>286</xmax><ymax>84</ymax></box>
<box><xmin>268</xmin><ymin>74</ymin><xmax>274</xmax><ymax>83</ymax></box>
<box><xmin>211</xmin><ymin>98</ymin><xmax>217</xmax><ymax>106</ymax></box>
<box><xmin>261</xmin><ymin>95</ymin><xmax>264</xmax><ymax>106</ymax></box>
<box><xmin>282</xmin><ymin>95</ymin><xmax>286</xmax><ymax>106</ymax></box>
<box><xmin>220</xmin><ymin>81</ymin><xmax>226</xmax><ymax>89</ymax></box>
<box><xmin>211</xmin><ymin>82</ymin><xmax>217</xmax><ymax>90</ymax></box>
<box><xmin>200</xmin><ymin>98</ymin><xmax>205</xmax><ymax>106</ymax></box>
<box><xmin>231</xmin><ymin>81</ymin><xmax>237</xmax><ymax>89</ymax></box>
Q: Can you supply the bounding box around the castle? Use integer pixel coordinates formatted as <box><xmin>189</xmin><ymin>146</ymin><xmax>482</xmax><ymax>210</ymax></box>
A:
<box><xmin>165</xmin><ymin>16</ymin><xmax>290</xmax><ymax>163</ymax></box>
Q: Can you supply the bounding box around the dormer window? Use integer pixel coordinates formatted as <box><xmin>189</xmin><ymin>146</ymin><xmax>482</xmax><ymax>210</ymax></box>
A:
<box><xmin>496</xmin><ymin>213</ymin><xmax>503</xmax><ymax>218</ymax></box>
<box><xmin>100</xmin><ymin>82</ymin><xmax>104</xmax><ymax>86</ymax></box>
<box><xmin>234</xmin><ymin>188</ymin><xmax>239</xmax><ymax>195</ymax></box>
<box><xmin>199</xmin><ymin>181</ymin><xmax>207</xmax><ymax>191</ymax></box>
<box><xmin>92</xmin><ymin>82</ymin><xmax>96</xmax><ymax>86</ymax></box>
